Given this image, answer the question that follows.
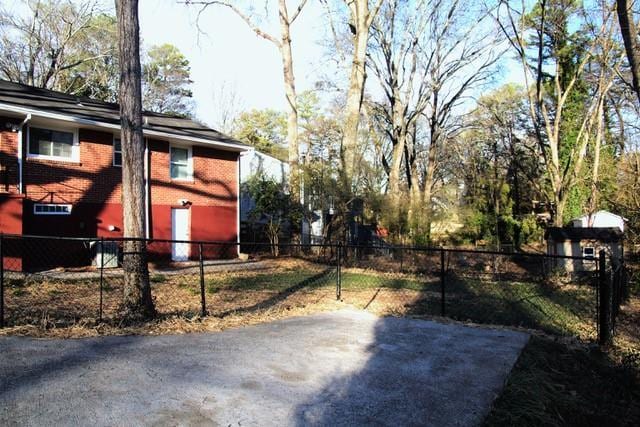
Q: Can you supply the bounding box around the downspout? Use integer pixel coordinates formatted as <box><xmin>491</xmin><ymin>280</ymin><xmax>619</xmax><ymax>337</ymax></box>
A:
<box><xmin>144</xmin><ymin>137</ymin><xmax>150</xmax><ymax>239</ymax></box>
<box><xmin>236</xmin><ymin>152</ymin><xmax>241</xmax><ymax>256</ymax></box>
<box><xmin>16</xmin><ymin>113</ymin><xmax>31</xmax><ymax>194</ymax></box>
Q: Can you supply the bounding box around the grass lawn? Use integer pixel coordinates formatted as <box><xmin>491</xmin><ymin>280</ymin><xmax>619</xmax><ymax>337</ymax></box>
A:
<box><xmin>3</xmin><ymin>260</ymin><xmax>599</xmax><ymax>342</ymax></box>
<box><xmin>205</xmin><ymin>268</ymin><xmax>428</xmax><ymax>292</ymax></box>
<box><xmin>484</xmin><ymin>336</ymin><xmax>640</xmax><ymax>426</ymax></box>
<box><xmin>204</xmin><ymin>266</ymin><xmax>597</xmax><ymax>339</ymax></box>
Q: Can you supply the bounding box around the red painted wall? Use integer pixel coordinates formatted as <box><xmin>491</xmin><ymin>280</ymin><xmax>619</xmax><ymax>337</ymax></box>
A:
<box><xmin>0</xmin><ymin>195</ymin><xmax>24</xmax><ymax>270</ymax></box>
<box><xmin>147</xmin><ymin>204</ymin><xmax>238</xmax><ymax>261</ymax></box>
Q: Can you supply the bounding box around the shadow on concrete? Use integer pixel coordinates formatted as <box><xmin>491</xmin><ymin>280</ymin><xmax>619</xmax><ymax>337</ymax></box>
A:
<box><xmin>290</xmin><ymin>315</ymin><xmax>528</xmax><ymax>426</ymax></box>
<box><xmin>0</xmin><ymin>312</ymin><xmax>529</xmax><ymax>426</ymax></box>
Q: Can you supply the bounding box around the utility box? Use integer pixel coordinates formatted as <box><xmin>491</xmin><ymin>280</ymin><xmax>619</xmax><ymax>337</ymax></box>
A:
<box><xmin>92</xmin><ymin>241</ymin><xmax>119</xmax><ymax>268</ymax></box>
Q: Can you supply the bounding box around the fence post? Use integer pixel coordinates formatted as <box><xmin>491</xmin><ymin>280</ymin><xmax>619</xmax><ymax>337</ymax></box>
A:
<box><xmin>336</xmin><ymin>243</ymin><xmax>342</xmax><ymax>301</ymax></box>
<box><xmin>613</xmin><ymin>258</ymin><xmax>621</xmax><ymax>320</ymax></box>
<box><xmin>99</xmin><ymin>237</ymin><xmax>104</xmax><ymax>322</ymax></box>
<box><xmin>199</xmin><ymin>243</ymin><xmax>207</xmax><ymax>317</ymax></box>
<box><xmin>0</xmin><ymin>233</ymin><xmax>4</xmax><ymax>328</ymax></box>
<box><xmin>598</xmin><ymin>249</ymin><xmax>612</xmax><ymax>346</ymax></box>
<box><xmin>440</xmin><ymin>248</ymin><xmax>446</xmax><ymax>317</ymax></box>
<box><xmin>621</xmin><ymin>256</ymin><xmax>630</xmax><ymax>303</ymax></box>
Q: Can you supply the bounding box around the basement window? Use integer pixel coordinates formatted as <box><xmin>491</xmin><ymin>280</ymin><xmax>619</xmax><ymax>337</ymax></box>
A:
<box><xmin>33</xmin><ymin>203</ymin><xmax>72</xmax><ymax>215</ymax></box>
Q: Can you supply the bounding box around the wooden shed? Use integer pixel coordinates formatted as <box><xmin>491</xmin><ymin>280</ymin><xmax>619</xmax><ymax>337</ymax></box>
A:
<box><xmin>545</xmin><ymin>227</ymin><xmax>623</xmax><ymax>272</ymax></box>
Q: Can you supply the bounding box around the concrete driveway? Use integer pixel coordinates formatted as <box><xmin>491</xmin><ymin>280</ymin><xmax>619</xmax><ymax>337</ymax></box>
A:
<box><xmin>0</xmin><ymin>310</ymin><xmax>529</xmax><ymax>426</ymax></box>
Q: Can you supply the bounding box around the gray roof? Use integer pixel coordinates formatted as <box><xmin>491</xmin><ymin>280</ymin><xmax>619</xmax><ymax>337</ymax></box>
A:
<box><xmin>0</xmin><ymin>79</ymin><xmax>246</xmax><ymax>150</ymax></box>
<box><xmin>545</xmin><ymin>227</ymin><xmax>623</xmax><ymax>242</ymax></box>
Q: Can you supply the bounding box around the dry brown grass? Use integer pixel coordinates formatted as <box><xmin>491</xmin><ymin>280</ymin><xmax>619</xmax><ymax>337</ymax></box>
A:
<box><xmin>0</xmin><ymin>257</ymin><xmax>409</xmax><ymax>338</ymax></box>
<box><xmin>0</xmin><ymin>256</ymin><xmax>628</xmax><ymax>346</ymax></box>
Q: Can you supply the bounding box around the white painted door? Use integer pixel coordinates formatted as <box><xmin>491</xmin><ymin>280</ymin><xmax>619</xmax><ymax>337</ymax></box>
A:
<box><xmin>171</xmin><ymin>208</ymin><xmax>190</xmax><ymax>261</ymax></box>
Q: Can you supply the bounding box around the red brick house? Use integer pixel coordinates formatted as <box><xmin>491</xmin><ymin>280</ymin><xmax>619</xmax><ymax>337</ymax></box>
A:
<box><xmin>0</xmin><ymin>80</ymin><xmax>247</xmax><ymax>269</ymax></box>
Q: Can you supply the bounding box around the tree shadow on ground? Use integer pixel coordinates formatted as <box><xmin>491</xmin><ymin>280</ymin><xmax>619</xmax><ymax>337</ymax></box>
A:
<box><xmin>406</xmin><ymin>270</ymin><xmax>599</xmax><ymax>339</ymax></box>
<box><xmin>292</xmin><ymin>316</ymin><xmax>528</xmax><ymax>427</ymax></box>
<box><xmin>211</xmin><ymin>268</ymin><xmax>336</xmax><ymax>318</ymax></box>
<box><xmin>0</xmin><ymin>313</ymin><xmax>529</xmax><ymax>426</ymax></box>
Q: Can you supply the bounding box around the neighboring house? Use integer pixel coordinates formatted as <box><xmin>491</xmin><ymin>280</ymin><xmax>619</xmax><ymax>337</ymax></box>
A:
<box><xmin>239</xmin><ymin>148</ymin><xmax>289</xmax><ymax>223</ymax></box>
<box><xmin>545</xmin><ymin>210</ymin><xmax>625</xmax><ymax>272</ymax></box>
<box><xmin>0</xmin><ymin>80</ymin><xmax>247</xmax><ymax>270</ymax></box>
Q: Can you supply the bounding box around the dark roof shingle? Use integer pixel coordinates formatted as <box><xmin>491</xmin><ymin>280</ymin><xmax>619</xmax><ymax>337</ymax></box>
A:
<box><xmin>545</xmin><ymin>227</ymin><xmax>623</xmax><ymax>242</ymax></box>
<box><xmin>0</xmin><ymin>79</ymin><xmax>246</xmax><ymax>149</ymax></box>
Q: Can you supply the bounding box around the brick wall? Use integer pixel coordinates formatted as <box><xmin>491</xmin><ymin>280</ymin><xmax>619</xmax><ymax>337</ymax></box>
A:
<box><xmin>148</xmin><ymin>139</ymin><xmax>238</xmax><ymax>207</ymax></box>
<box><xmin>0</xmin><ymin>118</ymin><xmax>22</xmax><ymax>194</ymax></box>
<box><xmin>24</xmin><ymin>128</ymin><xmax>122</xmax><ymax>204</ymax></box>
<box><xmin>16</xmin><ymin>127</ymin><xmax>238</xmax><ymax>207</ymax></box>
<box><xmin>0</xmin><ymin>116</ymin><xmax>240</xmax><ymax>267</ymax></box>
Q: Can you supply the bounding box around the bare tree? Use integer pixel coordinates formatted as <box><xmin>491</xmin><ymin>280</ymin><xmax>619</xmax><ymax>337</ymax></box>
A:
<box><xmin>368</xmin><ymin>0</ymin><xmax>431</xmax><ymax>200</ymax></box>
<box><xmin>339</xmin><ymin>0</ymin><xmax>384</xmax><ymax>191</ymax></box>
<box><xmin>588</xmin><ymin>7</ymin><xmax>622</xmax><ymax>216</ymax></box>
<box><xmin>210</xmin><ymin>81</ymin><xmax>245</xmax><ymax>134</ymax></box>
<box><xmin>418</xmin><ymin>1</ymin><xmax>501</xmax><ymax>236</ymax></box>
<box><xmin>0</xmin><ymin>0</ymin><xmax>113</xmax><ymax>91</ymax></box>
<box><xmin>187</xmin><ymin>0</ymin><xmax>308</xmax><ymax>202</ymax></box>
<box><xmin>116</xmin><ymin>0</ymin><xmax>155</xmax><ymax>318</ymax></box>
<box><xmin>369</xmin><ymin>0</ymin><xmax>500</xmax><ymax>238</ymax></box>
<box><xmin>617</xmin><ymin>0</ymin><xmax>640</xmax><ymax>104</ymax></box>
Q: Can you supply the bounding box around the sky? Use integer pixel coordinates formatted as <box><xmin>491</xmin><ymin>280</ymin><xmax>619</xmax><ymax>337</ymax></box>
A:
<box><xmin>138</xmin><ymin>0</ymin><xmax>330</xmax><ymax>127</ymax></box>
<box><xmin>138</xmin><ymin>1</ymin><xmax>524</xmax><ymax>126</ymax></box>
<box><xmin>4</xmin><ymin>0</ymin><xmax>524</xmax><ymax>128</ymax></box>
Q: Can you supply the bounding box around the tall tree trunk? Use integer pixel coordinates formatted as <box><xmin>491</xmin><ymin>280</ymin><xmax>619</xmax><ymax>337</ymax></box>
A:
<box><xmin>493</xmin><ymin>138</ymin><xmax>501</xmax><ymax>250</ymax></box>
<box><xmin>422</xmin><ymin>86</ymin><xmax>441</xmax><ymax>240</ymax></box>
<box><xmin>554</xmin><ymin>192</ymin><xmax>565</xmax><ymax>227</ymax></box>
<box><xmin>408</xmin><ymin>155</ymin><xmax>422</xmax><ymax>236</ymax></box>
<box><xmin>278</xmin><ymin>0</ymin><xmax>300</xmax><ymax>203</ymax></box>
<box><xmin>422</xmin><ymin>131</ymin><xmax>438</xmax><ymax>241</ymax></box>
<box><xmin>388</xmin><ymin>134</ymin><xmax>406</xmax><ymax>196</ymax></box>
<box><xmin>589</xmin><ymin>89</ymin><xmax>607</xmax><ymax>217</ymax></box>
<box><xmin>617</xmin><ymin>0</ymin><xmax>640</xmax><ymax>105</ymax></box>
<box><xmin>508</xmin><ymin>129</ymin><xmax>522</xmax><ymax>248</ymax></box>
<box><xmin>191</xmin><ymin>1</ymin><xmax>306</xmax><ymax>202</ymax></box>
<box><xmin>341</xmin><ymin>22</ymin><xmax>368</xmax><ymax>189</ymax></box>
<box><xmin>341</xmin><ymin>0</ymin><xmax>382</xmax><ymax>190</ymax></box>
<box><xmin>116</xmin><ymin>0</ymin><xmax>154</xmax><ymax>318</ymax></box>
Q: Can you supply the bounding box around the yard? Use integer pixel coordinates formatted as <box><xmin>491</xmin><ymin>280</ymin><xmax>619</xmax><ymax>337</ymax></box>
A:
<box><xmin>1</xmin><ymin>256</ymin><xmax>639</xmax><ymax>425</ymax></box>
<box><xmin>1</xmin><ymin>257</ymin><xmax>598</xmax><ymax>341</ymax></box>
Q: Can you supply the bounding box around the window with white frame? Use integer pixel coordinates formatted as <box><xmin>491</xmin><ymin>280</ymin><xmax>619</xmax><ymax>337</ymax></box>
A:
<box><xmin>113</xmin><ymin>137</ymin><xmax>122</xmax><ymax>167</ymax></box>
<box><xmin>33</xmin><ymin>203</ymin><xmax>72</xmax><ymax>215</ymax></box>
<box><xmin>28</xmin><ymin>127</ymin><xmax>77</xmax><ymax>160</ymax></box>
<box><xmin>170</xmin><ymin>145</ymin><xmax>192</xmax><ymax>180</ymax></box>
<box><xmin>583</xmin><ymin>246</ymin><xmax>595</xmax><ymax>259</ymax></box>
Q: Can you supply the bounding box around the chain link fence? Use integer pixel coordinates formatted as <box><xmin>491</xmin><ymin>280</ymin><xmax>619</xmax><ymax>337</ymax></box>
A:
<box><xmin>0</xmin><ymin>234</ymin><xmax>625</xmax><ymax>343</ymax></box>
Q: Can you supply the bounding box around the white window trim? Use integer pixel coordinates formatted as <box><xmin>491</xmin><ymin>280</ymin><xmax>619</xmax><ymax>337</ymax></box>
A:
<box><xmin>113</xmin><ymin>135</ymin><xmax>122</xmax><ymax>167</ymax></box>
<box><xmin>583</xmin><ymin>246</ymin><xmax>596</xmax><ymax>259</ymax></box>
<box><xmin>33</xmin><ymin>203</ymin><xmax>73</xmax><ymax>215</ymax></box>
<box><xmin>27</xmin><ymin>125</ymin><xmax>79</xmax><ymax>162</ymax></box>
<box><xmin>170</xmin><ymin>144</ymin><xmax>193</xmax><ymax>181</ymax></box>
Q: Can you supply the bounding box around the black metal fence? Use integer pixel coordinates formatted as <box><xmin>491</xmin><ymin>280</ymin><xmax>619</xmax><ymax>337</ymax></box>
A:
<box><xmin>598</xmin><ymin>250</ymin><xmax>629</xmax><ymax>345</ymax></box>
<box><xmin>0</xmin><ymin>234</ymin><xmax>627</xmax><ymax>344</ymax></box>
